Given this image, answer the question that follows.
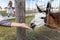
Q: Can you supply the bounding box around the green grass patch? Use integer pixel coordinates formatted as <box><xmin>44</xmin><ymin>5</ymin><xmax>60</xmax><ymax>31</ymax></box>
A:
<box><xmin>0</xmin><ymin>11</ymin><xmax>7</xmax><ymax>16</ymax></box>
<box><xmin>0</xmin><ymin>16</ymin><xmax>46</xmax><ymax>40</ymax></box>
<box><xmin>0</xmin><ymin>11</ymin><xmax>59</xmax><ymax>40</ymax></box>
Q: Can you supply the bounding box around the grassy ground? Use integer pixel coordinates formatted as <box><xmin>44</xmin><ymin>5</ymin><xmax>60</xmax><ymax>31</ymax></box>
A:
<box><xmin>0</xmin><ymin>11</ymin><xmax>7</xmax><ymax>16</ymax></box>
<box><xmin>0</xmin><ymin>16</ymin><xmax>60</xmax><ymax>40</ymax></box>
<box><xmin>26</xmin><ymin>10</ymin><xmax>37</xmax><ymax>14</ymax></box>
<box><xmin>0</xmin><ymin>11</ymin><xmax>60</xmax><ymax>40</ymax></box>
<box><xmin>0</xmin><ymin>11</ymin><xmax>37</xmax><ymax>16</ymax></box>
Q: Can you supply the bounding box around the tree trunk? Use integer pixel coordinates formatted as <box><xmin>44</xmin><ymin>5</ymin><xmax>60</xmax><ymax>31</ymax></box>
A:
<box><xmin>15</xmin><ymin>0</ymin><xmax>25</xmax><ymax>40</ymax></box>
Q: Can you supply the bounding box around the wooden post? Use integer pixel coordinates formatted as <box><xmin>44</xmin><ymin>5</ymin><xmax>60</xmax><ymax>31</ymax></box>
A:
<box><xmin>15</xmin><ymin>0</ymin><xmax>25</xmax><ymax>40</ymax></box>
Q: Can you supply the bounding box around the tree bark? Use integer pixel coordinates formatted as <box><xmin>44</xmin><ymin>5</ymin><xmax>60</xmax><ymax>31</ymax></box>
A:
<box><xmin>15</xmin><ymin>0</ymin><xmax>25</xmax><ymax>40</ymax></box>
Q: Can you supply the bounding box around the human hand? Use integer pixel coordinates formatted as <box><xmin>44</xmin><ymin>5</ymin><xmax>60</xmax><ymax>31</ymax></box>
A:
<box><xmin>21</xmin><ymin>23</ymin><xmax>32</xmax><ymax>30</ymax></box>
